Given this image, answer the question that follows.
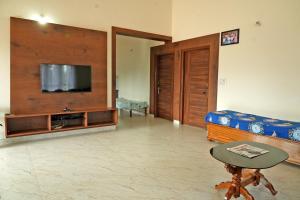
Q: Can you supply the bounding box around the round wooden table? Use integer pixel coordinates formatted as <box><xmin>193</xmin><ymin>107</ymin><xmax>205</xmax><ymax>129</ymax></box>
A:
<box><xmin>210</xmin><ymin>141</ymin><xmax>288</xmax><ymax>200</ymax></box>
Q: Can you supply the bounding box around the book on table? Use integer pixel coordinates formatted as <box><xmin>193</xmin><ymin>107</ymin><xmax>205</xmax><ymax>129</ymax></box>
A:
<box><xmin>227</xmin><ymin>144</ymin><xmax>269</xmax><ymax>158</ymax></box>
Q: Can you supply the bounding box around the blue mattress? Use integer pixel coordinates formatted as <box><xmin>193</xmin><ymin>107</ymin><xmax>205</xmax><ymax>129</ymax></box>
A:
<box><xmin>205</xmin><ymin>110</ymin><xmax>300</xmax><ymax>142</ymax></box>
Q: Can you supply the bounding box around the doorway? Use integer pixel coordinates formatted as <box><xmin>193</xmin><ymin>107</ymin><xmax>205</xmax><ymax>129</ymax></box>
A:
<box><xmin>112</xmin><ymin>27</ymin><xmax>172</xmax><ymax>117</ymax></box>
<box><xmin>156</xmin><ymin>53</ymin><xmax>174</xmax><ymax>120</ymax></box>
<box><xmin>151</xmin><ymin>34</ymin><xmax>219</xmax><ymax>127</ymax></box>
<box><xmin>182</xmin><ymin>47</ymin><xmax>210</xmax><ymax>127</ymax></box>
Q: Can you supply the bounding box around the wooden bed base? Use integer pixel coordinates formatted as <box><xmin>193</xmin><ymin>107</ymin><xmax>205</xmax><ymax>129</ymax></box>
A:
<box><xmin>207</xmin><ymin>123</ymin><xmax>300</xmax><ymax>165</ymax></box>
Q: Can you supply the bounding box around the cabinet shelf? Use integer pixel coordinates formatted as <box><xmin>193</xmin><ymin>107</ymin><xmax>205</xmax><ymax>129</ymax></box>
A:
<box><xmin>7</xmin><ymin>128</ymin><xmax>49</xmax><ymax>137</ymax></box>
<box><xmin>51</xmin><ymin>125</ymin><xmax>85</xmax><ymax>132</ymax></box>
<box><xmin>5</xmin><ymin>108</ymin><xmax>117</xmax><ymax>138</ymax></box>
<box><xmin>88</xmin><ymin>122</ymin><xmax>115</xmax><ymax>127</ymax></box>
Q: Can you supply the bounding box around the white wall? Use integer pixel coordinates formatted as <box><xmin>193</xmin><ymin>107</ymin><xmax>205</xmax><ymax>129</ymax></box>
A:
<box><xmin>172</xmin><ymin>0</ymin><xmax>300</xmax><ymax>121</ymax></box>
<box><xmin>0</xmin><ymin>0</ymin><xmax>172</xmax><ymax>136</ymax></box>
<box><xmin>116</xmin><ymin>35</ymin><xmax>162</xmax><ymax>104</ymax></box>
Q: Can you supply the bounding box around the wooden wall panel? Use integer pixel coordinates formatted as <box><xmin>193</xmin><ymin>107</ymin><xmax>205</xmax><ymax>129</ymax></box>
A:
<box><xmin>10</xmin><ymin>17</ymin><xmax>107</xmax><ymax>114</ymax></box>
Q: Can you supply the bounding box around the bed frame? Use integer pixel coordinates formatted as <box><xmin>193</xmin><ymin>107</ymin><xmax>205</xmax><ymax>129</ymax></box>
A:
<box><xmin>207</xmin><ymin>123</ymin><xmax>300</xmax><ymax>165</ymax></box>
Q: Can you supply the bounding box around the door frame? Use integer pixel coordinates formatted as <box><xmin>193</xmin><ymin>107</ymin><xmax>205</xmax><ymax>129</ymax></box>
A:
<box><xmin>178</xmin><ymin>34</ymin><xmax>219</xmax><ymax>124</ymax></box>
<box><xmin>150</xmin><ymin>44</ymin><xmax>175</xmax><ymax>117</ymax></box>
<box><xmin>153</xmin><ymin>52</ymin><xmax>175</xmax><ymax>119</ymax></box>
<box><xmin>150</xmin><ymin>33</ymin><xmax>219</xmax><ymax>123</ymax></box>
<box><xmin>180</xmin><ymin>46</ymin><xmax>211</xmax><ymax>126</ymax></box>
<box><xmin>111</xmin><ymin>26</ymin><xmax>172</xmax><ymax>108</ymax></box>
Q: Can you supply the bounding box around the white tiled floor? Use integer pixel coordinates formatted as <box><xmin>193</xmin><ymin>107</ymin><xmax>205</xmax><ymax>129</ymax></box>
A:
<box><xmin>0</xmin><ymin>115</ymin><xmax>299</xmax><ymax>200</ymax></box>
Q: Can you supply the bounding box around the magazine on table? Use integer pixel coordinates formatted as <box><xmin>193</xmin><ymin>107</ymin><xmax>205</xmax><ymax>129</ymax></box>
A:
<box><xmin>226</xmin><ymin>144</ymin><xmax>269</xmax><ymax>158</ymax></box>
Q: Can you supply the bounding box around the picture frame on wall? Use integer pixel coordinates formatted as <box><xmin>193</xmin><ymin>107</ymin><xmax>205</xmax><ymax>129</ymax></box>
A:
<box><xmin>221</xmin><ymin>29</ymin><xmax>239</xmax><ymax>46</ymax></box>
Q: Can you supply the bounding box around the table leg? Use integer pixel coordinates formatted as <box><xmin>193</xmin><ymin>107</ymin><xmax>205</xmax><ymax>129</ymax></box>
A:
<box><xmin>215</xmin><ymin>181</ymin><xmax>232</xmax><ymax>190</ymax></box>
<box><xmin>228</xmin><ymin>165</ymin><xmax>241</xmax><ymax>199</ymax></box>
<box><xmin>215</xmin><ymin>164</ymin><xmax>255</xmax><ymax>200</ymax></box>
<box><xmin>216</xmin><ymin>165</ymin><xmax>278</xmax><ymax>199</ymax></box>
<box><xmin>240</xmin><ymin>187</ymin><xmax>255</xmax><ymax>200</ymax></box>
<box><xmin>255</xmin><ymin>170</ymin><xmax>278</xmax><ymax>195</ymax></box>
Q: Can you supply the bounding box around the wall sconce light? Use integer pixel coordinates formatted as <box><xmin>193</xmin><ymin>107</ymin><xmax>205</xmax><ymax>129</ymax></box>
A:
<box><xmin>31</xmin><ymin>14</ymin><xmax>53</xmax><ymax>25</ymax></box>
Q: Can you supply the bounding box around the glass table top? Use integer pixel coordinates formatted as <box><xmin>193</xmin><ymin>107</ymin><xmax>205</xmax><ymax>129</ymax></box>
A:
<box><xmin>210</xmin><ymin>141</ymin><xmax>289</xmax><ymax>169</ymax></box>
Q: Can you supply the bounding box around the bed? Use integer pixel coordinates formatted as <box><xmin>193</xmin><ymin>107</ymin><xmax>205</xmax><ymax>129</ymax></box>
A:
<box><xmin>205</xmin><ymin>110</ymin><xmax>300</xmax><ymax>165</ymax></box>
<box><xmin>116</xmin><ymin>98</ymin><xmax>148</xmax><ymax>117</ymax></box>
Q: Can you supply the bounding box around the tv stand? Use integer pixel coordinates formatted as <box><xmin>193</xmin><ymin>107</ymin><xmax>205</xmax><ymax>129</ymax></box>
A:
<box><xmin>5</xmin><ymin>108</ymin><xmax>117</xmax><ymax>138</ymax></box>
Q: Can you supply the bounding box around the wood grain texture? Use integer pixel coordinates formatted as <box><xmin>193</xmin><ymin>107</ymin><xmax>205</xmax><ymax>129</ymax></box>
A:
<box><xmin>150</xmin><ymin>34</ymin><xmax>219</xmax><ymax>124</ymax></box>
<box><xmin>177</xmin><ymin>34</ymin><xmax>219</xmax><ymax>123</ymax></box>
<box><xmin>156</xmin><ymin>54</ymin><xmax>174</xmax><ymax>120</ymax></box>
<box><xmin>6</xmin><ymin>107</ymin><xmax>115</xmax><ymax>117</ymax></box>
<box><xmin>150</xmin><ymin>44</ymin><xmax>175</xmax><ymax>115</ymax></box>
<box><xmin>111</xmin><ymin>27</ymin><xmax>117</xmax><ymax>108</ymax></box>
<box><xmin>88</xmin><ymin>111</ymin><xmax>114</xmax><ymax>125</ymax></box>
<box><xmin>6</xmin><ymin>115</ymin><xmax>49</xmax><ymax>137</ymax></box>
<box><xmin>207</xmin><ymin>123</ymin><xmax>300</xmax><ymax>165</ymax></box>
<box><xmin>183</xmin><ymin>48</ymin><xmax>209</xmax><ymax>127</ymax></box>
<box><xmin>5</xmin><ymin>108</ymin><xmax>117</xmax><ymax>138</ymax></box>
<box><xmin>11</xmin><ymin>17</ymin><xmax>107</xmax><ymax>114</ymax></box>
<box><xmin>215</xmin><ymin>166</ymin><xmax>278</xmax><ymax>200</ymax></box>
<box><xmin>112</xmin><ymin>26</ymin><xmax>172</xmax><ymax>42</ymax></box>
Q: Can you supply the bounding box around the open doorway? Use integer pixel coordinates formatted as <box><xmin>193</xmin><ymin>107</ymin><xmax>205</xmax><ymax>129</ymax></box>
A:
<box><xmin>116</xmin><ymin>36</ymin><xmax>163</xmax><ymax>117</ymax></box>
<box><xmin>112</xmin><ymin>27</ymin><xmax>172</xmax><ymax>118</ymax></box>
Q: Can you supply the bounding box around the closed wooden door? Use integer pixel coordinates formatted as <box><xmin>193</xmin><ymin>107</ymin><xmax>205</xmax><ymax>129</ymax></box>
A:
<box><xmin>183</xmin><ymin>48</ymin><xmax>210</xmax><ymax>127</ymax></box>
<box><xmin>156</xmin><ymin>54</ymin><xmax>174</xmax><ymax>120</ymax></box>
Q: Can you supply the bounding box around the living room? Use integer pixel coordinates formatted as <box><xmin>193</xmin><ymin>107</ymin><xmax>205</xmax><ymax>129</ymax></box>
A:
<box><xmin>0</xmin><ymin>0</ymin><xmax>299</xmax><ymax>199</ymax></box>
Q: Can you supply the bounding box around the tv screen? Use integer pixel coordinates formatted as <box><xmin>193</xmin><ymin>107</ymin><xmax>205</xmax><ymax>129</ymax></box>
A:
<box><xmin>40</xmin><ymin>64</ymin><xmax>92</xmax><ymax>93</ymax></box>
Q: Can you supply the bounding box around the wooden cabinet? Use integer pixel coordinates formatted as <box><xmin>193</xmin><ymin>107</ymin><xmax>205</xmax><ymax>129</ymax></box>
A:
<box><xmin>5</xmin><ymin>108</ymin><xmax>117</xmax><ymax>138</ymax></box>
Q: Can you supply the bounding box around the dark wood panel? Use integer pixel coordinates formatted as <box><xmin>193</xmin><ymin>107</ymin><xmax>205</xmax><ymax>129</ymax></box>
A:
<box><xmin>7</xmin><ymin>115</ymin><xmax>49</xmax><ymax>134</ymax></box>
<box><xmin>183</xmin><ymin>48</ymin><xmax>210</xmax><ymax>127</ymax></box>
<box><xmin>11</xmin><ymin>17</ymin><xmax>107</xmax><ymax>114</ymax></box>
<box><xmin>156</xmin><ymin>54</ymin><xmax>174</xmax><ymax>120</ymax></box>
<box><xmin>88</xmin><ymin>111</ymin><xmax>113</xmax><ymax>125</ymax></box>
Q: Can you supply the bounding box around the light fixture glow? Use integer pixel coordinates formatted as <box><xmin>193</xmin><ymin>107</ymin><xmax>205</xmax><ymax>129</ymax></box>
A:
<box><xmin>30</xmin><ymin>14</ymin><xmax>53</xmax><ymax>25</ymax></box>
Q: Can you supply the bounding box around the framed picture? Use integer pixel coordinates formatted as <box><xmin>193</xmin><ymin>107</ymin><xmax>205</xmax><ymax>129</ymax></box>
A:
<box><xmin>221</xmin><ymin>29</ymin><xmax>239</xmax><ymax>46</ymax></box>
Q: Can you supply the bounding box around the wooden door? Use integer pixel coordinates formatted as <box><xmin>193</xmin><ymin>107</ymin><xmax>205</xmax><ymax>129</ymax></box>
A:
<box><xmin>183</xmin><ymin>48</ymin><xmax>210</xmax><ymax>127</ymax></box>
<box><xmin>156</xmin><ymin>54</ymin><xmax>174</xmax><ymax>120</ymax></box>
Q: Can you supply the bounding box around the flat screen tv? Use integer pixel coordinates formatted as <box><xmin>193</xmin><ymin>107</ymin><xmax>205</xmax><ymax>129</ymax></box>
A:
<box><xmin>40</xmin><ymin>64</ymin><xmax>92</xmax><ymax>93</ymax></box>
